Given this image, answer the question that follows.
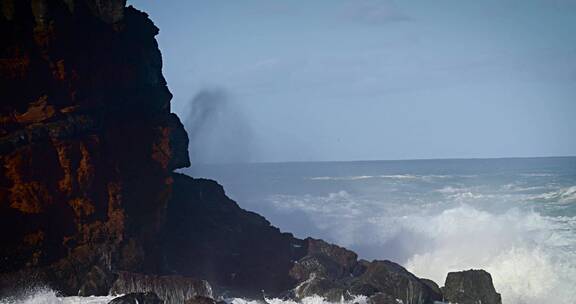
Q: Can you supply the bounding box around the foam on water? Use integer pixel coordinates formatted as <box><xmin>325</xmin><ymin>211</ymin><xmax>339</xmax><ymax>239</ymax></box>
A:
<box><xmin>0</xmin><ymin>287</ymin><xmax>116</xmax><ymax>304</ymax></box>
<box><xmin>230</xmin><ymin>295</ymin><xmax>371</xmax><ymax>304</ymax></box>
<box><xmin>268</xmin><ymin>186</ymin><xmax>576</xmax><ymax>304</ymax></box>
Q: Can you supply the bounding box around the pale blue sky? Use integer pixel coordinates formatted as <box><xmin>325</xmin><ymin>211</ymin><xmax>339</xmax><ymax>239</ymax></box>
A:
<box><xmin>130</xmin><ymin>0</ymin><xmax>576</xmax><ymax>163</ymax></box>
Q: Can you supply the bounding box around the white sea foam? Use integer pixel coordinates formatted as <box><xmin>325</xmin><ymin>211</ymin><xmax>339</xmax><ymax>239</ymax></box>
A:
<box><xmin>533</xmin><ymin>186</ymin><xmax>576</xmax><ymax>203</ymax></box>
<box><xmin>229</xmin><ymin>295</ymin><xmax>371</xmax><ymax>304</ymax></box>
<box><xmin>0</xmin><ymin>287</ymin><xmax>116</xmax><ymax>304</ymax></box>
<box><xmin>267</xmin><ymin>189</ymin><xmax>576</xmax><ymax>304</ymax></box>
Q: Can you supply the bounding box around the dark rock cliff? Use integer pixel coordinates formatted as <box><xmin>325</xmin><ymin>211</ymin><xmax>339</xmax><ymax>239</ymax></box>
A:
<box><xmin>0</xmin><ymin>1</ymin><xmax>501</xmax><ymax>303</ymax></box>
<box><xmin>0</xmin><ymin>0</ymin><xmax>188</xmax><ymax>294</ymax></box>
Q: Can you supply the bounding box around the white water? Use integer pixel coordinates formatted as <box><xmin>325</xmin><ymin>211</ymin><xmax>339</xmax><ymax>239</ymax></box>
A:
<box><xmin>5</xmin><ymin>159</ymin><xmax>576</xmax><ymax>304</ymax></box>
<box><xmin>267</xmin><ymin>186</ymin><xmax>576</xmax><ymax>304</ymax></box>
<box><xmin>0</xmin><ymin>287</ymin><xmax>116</xmax><ymax>304</ymax></box>
<box><xmin>187</xmin><ymin>159</ymin><xmax>576</xmax><ymax>304</ymax></box>
<box><xmin>2</xmin><ymin>290</ymin><xmax>371</xmax><ymax>304</ymax></box>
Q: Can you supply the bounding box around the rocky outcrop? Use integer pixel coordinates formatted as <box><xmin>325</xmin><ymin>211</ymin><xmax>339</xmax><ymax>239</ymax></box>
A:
<box><xmin>288</xmin><ymin>239</ymin><xmax>442</xmax><ymax>304</ymax></box>
<box><xmin>442</xmin><ymin>269</ymin><xmax>502</xmax><ymax>304</ymax></box>
<box><xmin>0</xmin><ymin>0</ymin><xmax>188</xmax><ymax>294</ymax></box>
<box><xmin>162</xmin><ymin>175</ymin><xmax>443</xmax><ymax>303</ymax></box>
<box><xmin>161</xmin><ymin>174</ymin><xmax>306</xmax><ymax>298</ymax></box>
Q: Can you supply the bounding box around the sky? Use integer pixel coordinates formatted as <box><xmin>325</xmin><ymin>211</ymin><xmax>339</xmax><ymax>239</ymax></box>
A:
<box><xmin>130</xmin><ymin>0</ymin><xmax>576</xmax><ymax>163</ymax></box>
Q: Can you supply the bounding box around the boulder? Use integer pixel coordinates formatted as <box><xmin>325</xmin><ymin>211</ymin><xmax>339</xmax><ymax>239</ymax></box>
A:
<box><xmin>290</xmin><ymin>238</ymin><xmax>358</xmax><ymax>282</ymax></box>
<box><xmin>351</xmin><ymin>260</ymin><xmax>442</xmax><ymax>304</ymax></box>
<box><xmin>442</xmin><ymin>269</ymin><xmax>501</xmax><ymax>304</ymax></box>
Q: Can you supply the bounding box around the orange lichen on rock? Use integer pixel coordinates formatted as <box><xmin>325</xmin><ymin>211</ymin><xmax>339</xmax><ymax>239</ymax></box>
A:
<box><xmin>15</xmin><ymin>95</ymin><xmax>55</xmax><ymax>123</ymax></box>
<box><xmin>0</xmin><ymin>0</ymin><xmax>189</xmax><ymax>289</ymax></box>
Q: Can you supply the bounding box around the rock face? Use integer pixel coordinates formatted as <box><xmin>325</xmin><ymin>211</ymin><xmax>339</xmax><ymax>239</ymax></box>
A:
<box><xmin>162</xmin><ymin>174</ymin><xmax>306</xmax><ymax>297</ymax></box>
<box><xmin>442</xmin><ymin>270</ymin><xmax>502</xmax><ymax>304</ymax></box>
<box><xmin>0</xmin><ymin>0</ymin><xmax>188</xmax><ymax>294</ymax></box>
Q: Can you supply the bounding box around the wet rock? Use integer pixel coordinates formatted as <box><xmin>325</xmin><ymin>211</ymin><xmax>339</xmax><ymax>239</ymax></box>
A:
<box><xmin>420</xmin><ymin>278</ymin><xmax>442</xmax><ymax>299</ymax></box>
<box><xmin>185</xmin><ymin>295</ymin><xmax>218</xmax><ymax>304</ymax></box>
<box><xmin>108</xmin><ymin>292</ymin><xmax>163</xmax><ymax>304</ymax></box>
<box><xmin>368</xmin><ymin>292</ymin><xmax>401</xmax><ymax>304</ymax></box>
<box><xmin>78</xmin><ymin>265</ymin><xmax>117</xmax><ymax>296</ymax></box>
<box><xmin>109</xmin><ymin>272</ymin><xmax>212</xmax><ymax>304</ymax></box>
<box><xmin>351</xmin><ymin>260</ymin><xmax>442</xmax><ymax>304</ymax></box>
<box><xmin>162</xmin><ymin>174</ymin><xmax>307</xmax><ymax>298</ymax></box>
<box><xmin>293</xmin><ymin>273</ymin><xmax>346</xmax><ymax>301</ymax></box>
<box><xmin>442</xmin><ymin>269</ymin><xmax>502</xmax><ymax>304</ymax></box>
<box><xmin>290</xmin><ymin>238</ymin><xmax>358</xmax><ymax>282</ymax></box>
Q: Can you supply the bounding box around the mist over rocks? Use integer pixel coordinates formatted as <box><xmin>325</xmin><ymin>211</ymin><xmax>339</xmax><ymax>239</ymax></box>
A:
<box><xmin>184</xmin><ymin>89</ymin><xmax>255</xmax><ymax>164</ymax></box>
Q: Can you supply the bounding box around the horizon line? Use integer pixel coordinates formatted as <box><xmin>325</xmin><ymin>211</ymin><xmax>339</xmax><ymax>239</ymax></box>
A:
<box><xmin>192</xmin><ymin>155</ymin><xmax>576</xmax><ymax>166</ymax></box>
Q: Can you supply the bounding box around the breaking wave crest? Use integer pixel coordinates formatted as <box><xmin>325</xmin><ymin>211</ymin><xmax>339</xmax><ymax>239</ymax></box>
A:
<box><xmin>268</xmin><ymin>190</ymin><xmax>576</xmax><ymax>304</ymax></box>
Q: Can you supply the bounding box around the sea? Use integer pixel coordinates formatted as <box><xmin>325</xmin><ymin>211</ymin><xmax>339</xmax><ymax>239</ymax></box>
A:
<box><xmin>5</xmin><ymin>157</ymin><xmax>576</xmax><ymax>304</ymax></box>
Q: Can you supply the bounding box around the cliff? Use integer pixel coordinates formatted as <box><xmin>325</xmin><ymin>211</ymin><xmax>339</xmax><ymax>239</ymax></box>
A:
<box><xmin>0</xmin><ymin>0</ymin><xmax>188</xmax><ymax>294</ymax></box>
<box><xmin>0</xmin><ymin>1</ymin><xmax>501</xmax><ymax>303</ymax></box>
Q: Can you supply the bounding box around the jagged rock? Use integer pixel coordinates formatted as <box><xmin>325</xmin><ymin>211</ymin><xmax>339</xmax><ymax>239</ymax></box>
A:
<box><xmin>353</xmin><ymin>260</ymin><xmax>442</xmax><ymax>304</ymax></box>
<box><xmin>78</xmin><ymin>265</ymin><xmax>117</xmax><ymax>296</ymax></box>
<box><xmin>293</xmin><ymin>273</ymin><xmax>345</xmax><ymax>301</ymax></box>
<box><xmin>109</xmin><ymin>272</ymin><xmax>212</xmax><ymax>304</ymax></box>
<box><xmin>442</xmin><ymin>269</ymin><xmax>502</xmax><ymax>304</ymax></box>
<box><xmin>290</xmin><ymin>238</ymin><xmax>358</xmax><ymax>282</ymax></box>
<box><xmin>108</xmin><ymin>292</ymin><xmax>163</xmax><ymax>304</ymax></box>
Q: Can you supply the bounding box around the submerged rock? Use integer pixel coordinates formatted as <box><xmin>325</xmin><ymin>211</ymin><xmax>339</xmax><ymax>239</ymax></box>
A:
<box><xmin>109</xmin><ymin>272</ymin><xmax>212</xmax><ymax>304</ymax></box>
<box><xmin>442</xmin><ymin>269</ymin><xmax>502</xmax><ymax>304</ymax></box>
<box><xmin>108</xmin><ymin>292</ymin><xmax>163</xmax><ymax>304</ymax></box>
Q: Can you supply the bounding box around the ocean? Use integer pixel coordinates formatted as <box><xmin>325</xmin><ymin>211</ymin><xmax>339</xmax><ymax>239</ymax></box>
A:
<box><xmin>188</xmin><ymin>157</ymin><xmax>576</xmax><ymax>304</ymax></box>
<box><xmin>7</xmin><ymin>157</ymin><xmax>576</xmax><ymax>304</ymax></box>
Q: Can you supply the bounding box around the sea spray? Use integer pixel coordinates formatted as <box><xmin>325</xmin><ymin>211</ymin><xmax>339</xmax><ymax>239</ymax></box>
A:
<box><xmin>190</xmin><ymin>158</ymin><xmax>576</xmax><ymax>304</ymax></box>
